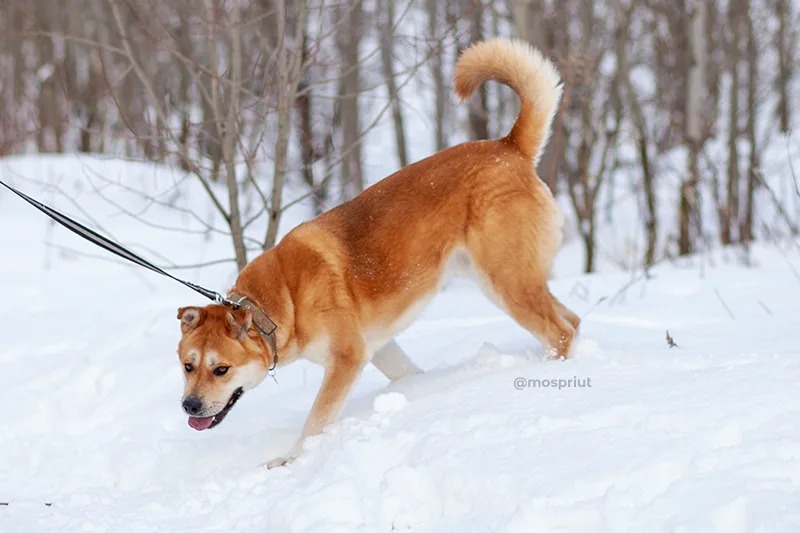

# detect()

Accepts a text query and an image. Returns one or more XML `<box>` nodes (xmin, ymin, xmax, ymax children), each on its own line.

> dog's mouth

<box><xmin>187</xmin><ymin>387</ymin><xmax>244</xmax><ymax>431</ymax></box>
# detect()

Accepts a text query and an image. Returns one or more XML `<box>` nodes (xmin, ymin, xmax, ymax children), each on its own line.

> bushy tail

<box><xmin>454</xmin><ymin>39</ymin><xmax>562</xmax><ymax>164</ymax></box>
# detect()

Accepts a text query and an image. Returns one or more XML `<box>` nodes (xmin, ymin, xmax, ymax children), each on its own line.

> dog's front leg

<box><xmin>266</xmin><ymin>337</ymin><xmax>366</xmax><ymax>469</ymax></box>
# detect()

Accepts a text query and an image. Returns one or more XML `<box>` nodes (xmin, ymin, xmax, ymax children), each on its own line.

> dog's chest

<box><xmin>301</xmin><ymin>336</ymin><xmax>332</xmax><ymax>365</ymax></box>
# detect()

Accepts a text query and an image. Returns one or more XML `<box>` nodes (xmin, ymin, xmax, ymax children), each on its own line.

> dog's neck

<box><xmin>230</xmin><ymin>250</ymin><xmax>298</xmax><ymax>366</ymax></box>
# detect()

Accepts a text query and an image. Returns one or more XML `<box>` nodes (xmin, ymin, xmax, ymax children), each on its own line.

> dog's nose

<box><xmin>182</xmin><ymin>396</ymin><xmax>203</xmax><ymax>415</ymax></box>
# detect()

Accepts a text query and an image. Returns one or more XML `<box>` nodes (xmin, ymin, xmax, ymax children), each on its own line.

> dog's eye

<box><xmin>213</xmin><ymin>366</ymin><xmax>230</xmax><ymax>377</ymax></box>
<box><xmin>184</xmin><ymin>363</ymin><xmax>194</xmax><ymax>373</ymax></box>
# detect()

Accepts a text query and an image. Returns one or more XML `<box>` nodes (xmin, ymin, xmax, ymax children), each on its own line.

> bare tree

<box><xmin>427</xmin><ymin>0</ymin><xmax>448</xmax><ymax>152</ymax></box>
<box><xmin>775</xmin><ymin>0</ymin><xmax>793</xmax><ymax>133</ymax></box>
<box><xmin>296</xmin><ymin>32</ymin><xmax>332</xmax><ymax>216</ymax></box>
<box><xmin>740</xmin><ymin>0</ymin><xmax>759</xmax><ymax>249</ymax></box>
<box><xmin>511</xmin><ymin>0</ymin><xmax>545</xmax><ymax>51</ymax></box>
<box><xmin>722</xmin><ymin>0</ymin><xmax>743</xmax><ymax>246</ymax></box>
<box><xmin>379</xmin><ymin>0</ymin><xmax>409</xmax><ymax>168</ymax></box>
<box><xmin>337</xmin><ymin>0</ymin><xmax>364</xmax><ymax>199</ymax></box>
<box><xmin>613</xmin><ymin>0</ymin><xmax>657</xmax><ymax>267</ymax></box>
<box><xmin>461</xmin><ymin>0</ymin><xmax>489</xmax><ymax>140</ymax></box>
<box><xmin>679</xmin><ymin>0</ymin><xmax>707</xmax><ymax>256</ymax></box>
<box><xmin>511</xmin><ymin>0</ymin><xmax>562</xmax><ymax>193</ymax></box>
<box><xmin>561</xmin><ymin>1</ymin><xmax>616</xmax><ymax>273</ymax></box>
<box><xmin>100</xmin><ymin>0</ymin><xmax>316</xmax><ymax>268</ymax></box>
<box><xmin>265</xmin><ymin>0</ymin><xmax>310</xmax><ymax>249</ymax></box>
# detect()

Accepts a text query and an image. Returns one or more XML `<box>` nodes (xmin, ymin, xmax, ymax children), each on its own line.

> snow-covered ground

<box><xmin>2</xmin><ymin>155</ymin><xmax>800</xmax><ymax>532</ymax></box>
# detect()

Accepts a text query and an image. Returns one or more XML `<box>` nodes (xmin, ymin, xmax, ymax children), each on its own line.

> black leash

<box><xmin>0</xmin><ymin>178</ymin><xmax>280</xmax><ymax>370</ymax></box>
<box><xmin>0</xmin><ymin>178</ymin><xmax>230</xmax><ymax>305</ymax></box>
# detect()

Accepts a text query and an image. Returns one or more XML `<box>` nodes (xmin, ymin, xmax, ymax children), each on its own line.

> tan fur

<box><xmin>454</xmin><ymin>39</ymin><xmax>562</xmax><ymax>163</ymax></box>
<box><xmin>176</xmin><ymin>38</ymin><xmax>578</xmax><ymax>467</ymax></box>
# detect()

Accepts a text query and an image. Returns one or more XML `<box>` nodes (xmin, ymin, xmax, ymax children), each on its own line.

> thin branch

<box><xmin>713</xmin><ymin>287</ymin><xmax>736</xmax><ymax>320</ymax></box>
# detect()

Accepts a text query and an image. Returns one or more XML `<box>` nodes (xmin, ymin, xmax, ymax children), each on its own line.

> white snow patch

<box><xmin>373</xmin><ymin>392</ymin><xmax>408</xmax><ymax>415</ymax></box>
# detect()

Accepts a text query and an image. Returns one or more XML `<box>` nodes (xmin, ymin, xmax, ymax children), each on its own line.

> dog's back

<box><xmin>288</xmin><ymin>39</ymin><xmax>568</xmax><ymax>335</ymax></box>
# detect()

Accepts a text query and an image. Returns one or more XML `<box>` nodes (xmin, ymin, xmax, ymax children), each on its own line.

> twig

<box><xmin>44</xmin><ymin>241</ymin><xmax>239</xmax><ymax>271</ymax></box>
<box><xmin>580</xmin><ymin>268</ymin><xmax>654</xmax><ymax>320</ymax></box>
<box><xmin>754</xmin><ymin>171</ymin><xmax>799</xmax><ymax>236</ymax></box>
<box><xmin>760</xmin><ymin>222</ymin><xmax>800</xmax><ymax>283</ymax></box>
<box><xmin>757</xmin><ymin>299</ymin><xmax>773</xmax><ymax>316</ymax></box>
<box><xmin>714</xmin><ymin>287</ymin><xmax>736</xmax><ymax>320</ymax></box>
<box><xmin>785</xmin><ymin>133</ymin><xmax>800</xmax><ymax>199</ymax></box>
<box><xmin>609</xmin><ymin>269</ymin><xmax>654</xmax><ymax>305</ymax></box>
<box><xmin>568</xmin><ymin>280</ymin><xmax>591</xmax><ymax>301</ymax></box>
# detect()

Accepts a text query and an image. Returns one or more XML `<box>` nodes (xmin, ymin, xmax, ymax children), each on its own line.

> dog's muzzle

<box><xmin>186</xmin><ymin>387</ymin><xmax>244</xmax><ymax>431</ymax></box>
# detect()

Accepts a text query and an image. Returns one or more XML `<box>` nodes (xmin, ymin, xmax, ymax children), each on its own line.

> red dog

<box><xmin>176</xmin><ymin>39</ymin><xmax>578</xmax><ymax>467</ymax></box>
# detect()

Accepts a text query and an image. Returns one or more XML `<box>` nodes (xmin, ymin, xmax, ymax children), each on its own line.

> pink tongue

<box><xmin>188</xmin><ymin>416</ymin><xmax>215</xmax><ymax>431</ymax></box>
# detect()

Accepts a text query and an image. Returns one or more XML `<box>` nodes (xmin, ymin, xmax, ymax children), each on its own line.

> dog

<box><xmin>175</xmin><ymin>38</ymin><xmax>579</xmax><ymax>468</ymax></box>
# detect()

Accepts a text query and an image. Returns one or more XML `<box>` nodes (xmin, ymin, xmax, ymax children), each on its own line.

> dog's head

<box><xmin>175</xmin><ymin>305</ymin><xmax>272</xmax><ymax>431</ymax></box>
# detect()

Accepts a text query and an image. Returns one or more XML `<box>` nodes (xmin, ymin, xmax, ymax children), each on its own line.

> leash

<box><xmin>0</xmin><ymin>178</ymin><xmax>227</xmax><ymax>303</ymax></box>
<box><xmin>0</xmin><ymin>178</ymin><xmax>278</xmax><ymax>370</ymax></box>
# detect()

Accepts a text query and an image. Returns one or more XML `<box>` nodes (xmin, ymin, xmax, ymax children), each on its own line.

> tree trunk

<box><xmin>265</xmin><ymin>0</ymin><xmax>310</xmax><ymax>248</ymax></box>
<box><xmin>740</xmin><ymin>0</ymin><xmax>758</xmax><ymax>249</ymax></box>
<box><xmin>613</xmin><ymin>0</ymin><xmax>656</xmax><ymax>266</ymax></box>
<box><xmin>679</xmin><ymin>0</ymin><xmax>707</xmax><ymax>256</ymax></box>
<box><xmin>427</xmin><ymin>0</ymin><xmax>447</xmax><ymax>151</ymax></box>
<box><xmin>297</xmin><ymin>85</ymin><xmax>327</xmax><ymax>216</ymax></box>
<box><xmin>297</xmin><ymin>34</ymin><xmax>329</xmax><ymax>216</ymax></box>
<box><xmin>200</xmin><ymin>1</ymin><xmax>223</xmax><ymax>182</ymax></box>
<box><xmin>379</xmin><ymin>0</ymin><xmax>408</xmax><ymax>168</ymax></box>
<box><xmin>221</xmin><ymin>1</ymin><xmax>248</xmax><ymax>271</ymax></box>
<box><xmin>511</xmin><ymin>0</ymin><xmax>545</xmax><ymax>50</ymax></box>
<box><xmin>338</xmin><ymin>0</ymin><xmax>364</xmax><ymax>199</ymax></box>
<box><xmin>680</xmin><ymin>147</ymin><xmax>700</xmax><ymax>256</ymax></box>
<box><xmin>775</xmin><ymin>0</ymin><xmax>791</xmax><ymax>133</ymax></box>
<box><xmin>583</xmin><ymin>221</ymin><xmax>595</xmax><ymax>273</ymax></box>
<box><xmin>465</xmin><ymin>0</ymin><xmax>488</xmax><ymax>140</ymax></box>
<box><xmin>512</xmin><ymin>0</ymin><xmax>549</xmax><ymax>177</ymax></box>
<box><xmin>640</xmin><ymin>137</ymin><xmax>657</xmax><ymax>266</ymax></box>
<box><xmin>723</xmin><ymin>0</ymin><xmax>742</xmax><ymax>245</ymax></box>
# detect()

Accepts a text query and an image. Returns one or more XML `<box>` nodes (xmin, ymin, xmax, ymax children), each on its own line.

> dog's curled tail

<box><xmin>454</xmin><ymin>39</ymin><xmax>562</xmax><ymax>164</ymax></box>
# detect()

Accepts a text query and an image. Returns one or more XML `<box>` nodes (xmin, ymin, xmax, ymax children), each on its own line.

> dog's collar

<box><xmin>225</xmin><ymin>292</ymin><xmax>279</xmax><ymax>371</ymax></box>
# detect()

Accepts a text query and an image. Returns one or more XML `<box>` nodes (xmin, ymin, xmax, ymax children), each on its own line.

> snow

<box><xmin>2</xmin><ymin>154</ymin><xmax>800</xmax><ymax>531</ymax></box>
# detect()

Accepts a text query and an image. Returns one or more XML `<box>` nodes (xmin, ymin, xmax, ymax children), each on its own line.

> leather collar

<box><xmin>226</xmin><ymin>292</ymin><xmax>279</xmax><ymax>370</ymax></box>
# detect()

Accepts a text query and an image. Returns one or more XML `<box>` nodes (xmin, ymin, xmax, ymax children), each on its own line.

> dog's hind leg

<box><xmin>553</xmin><ymin>296</ymin><xmax>580</xmax><ymax>331</ymax></box>
<box><xmin>372</xmin><ymin>339</ymin><xmax>422</xmax><ymax>381</ymax></box>
<box><xmin>495</xmin><ymin>282</ymin><xmax>576</xmax><ymax>359</ymax></box>
<box><xmin>466</xmin><ymin>196</ymin><xmax>577</xmax><ymax>359</ymax></box>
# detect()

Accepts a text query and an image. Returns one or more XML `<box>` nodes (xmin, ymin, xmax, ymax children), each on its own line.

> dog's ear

<box><xmin>226</xmin><ymin>310</ymin><xmax>254</xmax><ymax>342</ymax></box>
<box><xmin>177</xmin><ymin>307</ymin><xmax>204</xmax><ymax>334</ymax></box>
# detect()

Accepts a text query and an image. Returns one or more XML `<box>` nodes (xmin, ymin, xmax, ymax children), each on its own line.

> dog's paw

<box><xmin>264</xmin><ymin>455</ymin><xmax>295</xmax><ymax>469</ymax></box>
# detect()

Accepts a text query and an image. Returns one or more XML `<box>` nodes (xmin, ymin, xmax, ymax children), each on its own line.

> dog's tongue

<box><xmin>188</xmin><ymin>416</ymin><xmax>215</xmax><ymax>431</ymax></box>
